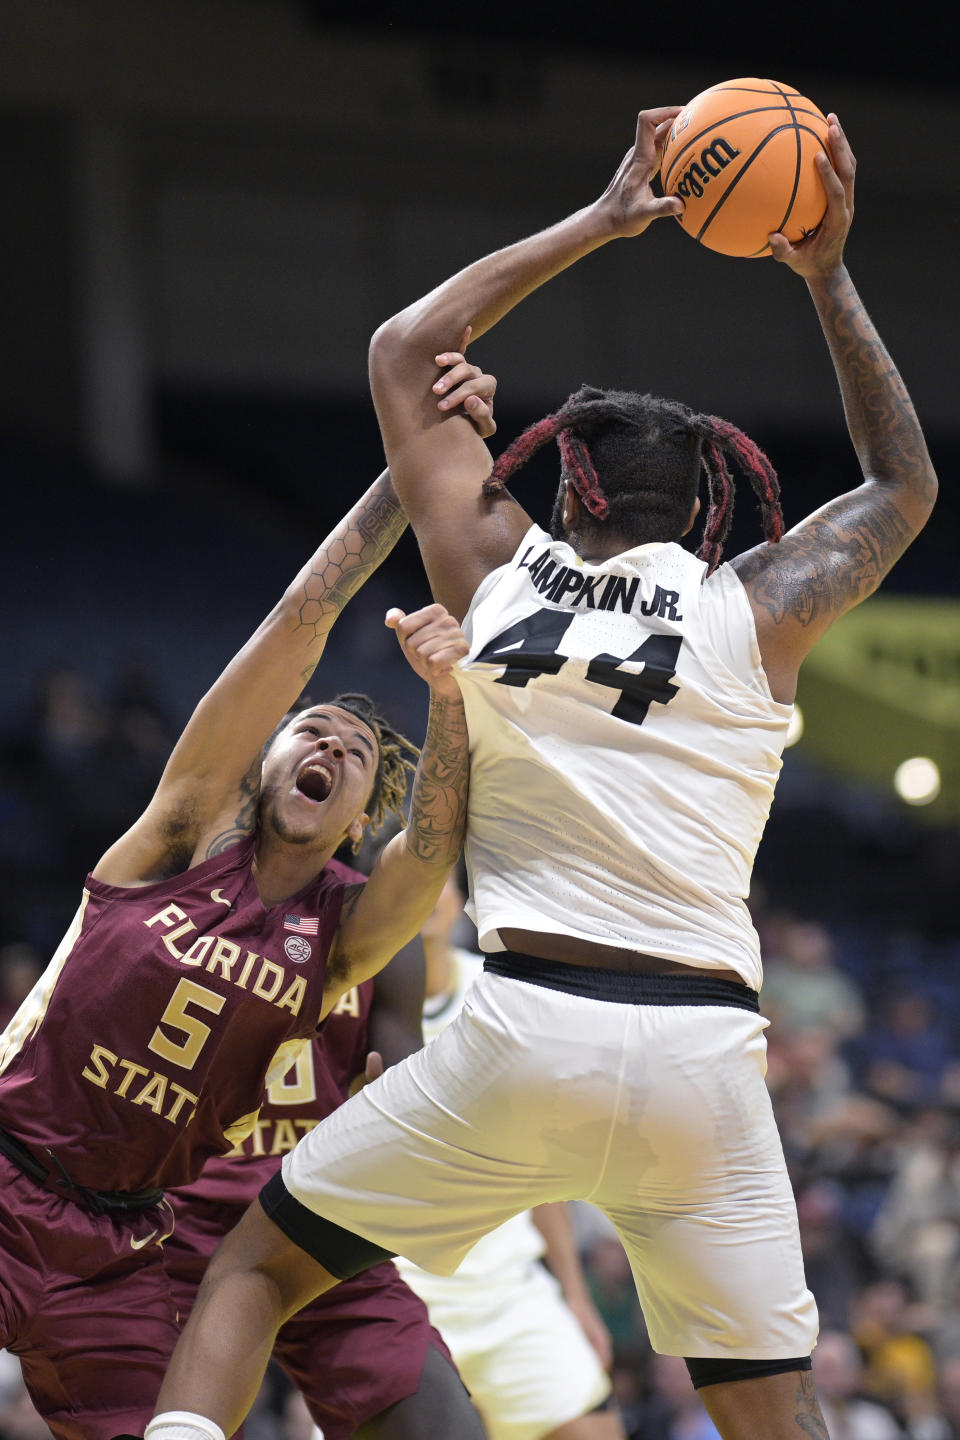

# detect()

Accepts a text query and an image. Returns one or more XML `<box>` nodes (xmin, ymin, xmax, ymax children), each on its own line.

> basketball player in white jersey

<box><xmin>150</xmin><ymin>110</ymin><xmax>936</xmax><ymax>1440</ymax></box>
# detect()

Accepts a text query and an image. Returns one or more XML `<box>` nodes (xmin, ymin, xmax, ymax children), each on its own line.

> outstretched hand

<box><xmin>597</xmin><ymin>106</ymin><xmax>686</xmax><ymax>238</ymax></box>
<box><xmin>769</xmin><ymin>114</ymin><xmax>854</xmax><ymax>276</ymax></box>
<box><xmin>385</xmin><ymin>603</ymin><xmax>468</xmax><ymax>701</ymax></box>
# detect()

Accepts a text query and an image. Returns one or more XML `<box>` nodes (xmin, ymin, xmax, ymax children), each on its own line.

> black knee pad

<box><xmin>258</xmin><ymin>1172</ymin><xmax>395</xmax><ymax>1279</ymax></box>
<box><xmin>685</xmin><ymin>1355</ymin><xmax>812</xmax><ymax>1389</ymax></box>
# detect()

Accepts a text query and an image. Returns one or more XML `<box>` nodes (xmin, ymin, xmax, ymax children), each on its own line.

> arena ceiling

<box><xmin>308</xmin><ymin>5</ymin><xmax>949</xmax><ymax>91</ymax></box>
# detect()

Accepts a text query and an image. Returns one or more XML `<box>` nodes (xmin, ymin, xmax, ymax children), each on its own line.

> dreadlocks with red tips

<box><xmin>483</xmin><ymin>386</ymin><xmax>783</xmax><ymax>573</ymax></box>
<box><xmin>557</xmin><ymin>428</ymin><xmax>608</xmax><ymax>520</ymax></box>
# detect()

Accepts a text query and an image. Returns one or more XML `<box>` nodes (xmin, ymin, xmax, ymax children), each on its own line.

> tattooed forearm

<box><xmin>736</xmin><ymin>486</ymin><xmax>913</xmax><ymax>628</ymax></box>
<box><xmin>810</xmin><ymin>266</ymin><xmax>937</xmax><ymax>506</ymax></box>
<box><xmin>294</xmin><ymin>473</ymin><xmax>407</xmax><ymax>646</ymax></box>
<box><xmin>734</xmin><ymin>268</ymin><xmax>936</xmax><ymax>644</ymax></box>
<box><xmin>404</xmin><ymin>692</ymin><xmax>469</xmax><ymax>866</ymax></box>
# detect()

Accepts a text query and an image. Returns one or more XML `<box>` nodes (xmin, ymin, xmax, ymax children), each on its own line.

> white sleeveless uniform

<box><xmin>282</xmin><ymin>529</ymin><xmax>819</xmax><ymax>1362</ymax></box>
<box><xmin>458</xmin><ymin>527</ymin><xmax>791</xmax><ymax>989</ymax></box>
<box><xmin>395</xmin><ymin>949</ymin><xmax>611</xmax><ymax>1440</ymax></box>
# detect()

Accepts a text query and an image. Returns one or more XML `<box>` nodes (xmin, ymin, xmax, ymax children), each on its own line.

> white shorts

<box><xmin>282</xmin><ymin>969</ymin><xmax>818</xmax><ymax>1359</ymax></box>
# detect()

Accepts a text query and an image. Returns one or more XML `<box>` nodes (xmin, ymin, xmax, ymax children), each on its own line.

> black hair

<box><xmin>483</xmin><ymin>385</ymin><xmax>783</xmax><ymax>573</ymax></box>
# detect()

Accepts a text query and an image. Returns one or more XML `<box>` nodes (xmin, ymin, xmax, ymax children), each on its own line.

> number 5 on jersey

<box><xmin>149</xmin><ymin>978</ymin><xmax>226</xmax><ymax>1070</ymax></box>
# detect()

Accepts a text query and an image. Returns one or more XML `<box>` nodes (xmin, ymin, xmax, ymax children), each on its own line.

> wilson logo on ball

<box><xmin>659</xmin><ymin>78</ymin><xmax>830</xmax><ymax>258</ymax></box>
<box><xmin>675</xmin><ymin>138</ymin><xmax>741</xmax><ymax>200</ymax></box>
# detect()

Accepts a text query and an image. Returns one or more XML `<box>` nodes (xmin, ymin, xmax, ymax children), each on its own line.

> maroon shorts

<box><xmin>0</xmin><ymin>1155</ymin><xmax>178</xmax><ymax>1440</ymax></box>
<box><xmin>167</xmin><ymin>1194</ymin><xmax>451</xmax><ymax>1440</ymax></box>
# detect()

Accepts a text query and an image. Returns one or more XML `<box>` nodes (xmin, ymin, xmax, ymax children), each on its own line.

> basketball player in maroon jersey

<box><xmin>0</xmin><ymin>357</ymin><xmax>496</xmax><ymax>1440</ymax></box>
<box><xmin>164</xmin><ymin>940</ymin><xmax>476</xmax><ymax>1440</ymax></box>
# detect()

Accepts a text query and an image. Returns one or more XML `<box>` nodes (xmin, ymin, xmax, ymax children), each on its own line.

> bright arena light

<box><xmin>784</xmin><ymin>704</ymin><xmax>804</xmax><ymax>748</ymax></box>
<box><xmin>893</xmin><ymin>756</ymin><xmax>941</xmax><ymax>806</ymax></box>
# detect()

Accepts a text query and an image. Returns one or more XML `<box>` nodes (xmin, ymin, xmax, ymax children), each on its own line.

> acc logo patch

<box><xmin>284</xmin><ymin>934</ymin><xmax>313</xmax><ymax>964</ymax></box>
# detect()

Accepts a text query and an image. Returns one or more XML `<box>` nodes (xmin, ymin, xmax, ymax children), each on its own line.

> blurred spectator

<box><xmin>913</xmin><ymin>1354</ymin><xmax>960</xmax><ymax>1439</ymax></box>
<box><xmin>812</xmin><ymin>1330</ymin><xmax>903</xmax><ymax>1438</ymax></box>
<box><xmin>761</xmin><ymin>917</ymin><xmax>867</xmax><ymax>1042</ymax></box>
<box><xmin>766</xmin><ymin>1015</ymin><xmax>905</xmax><ymax>1244</ymax></box>
<box><xmin>872</xmin><ymin>1109</ymin><xmax>960</xmax><ymax>1310</ymax></box>
<box><xmin>765</xmin><ymin>1023</ymin><xmax>855</xmax><ymax>1170</ymax></box>
<box><xmin>20</xmin><ymin>662</ymin><xmax>175</xmax><ymax>886</ymax></box>
<box><xmin>798</xmin><ymin>1091</ymin><xmax>902</xmax><ymax>1242</ymax></box>
<box><xmin>798</xmin><ymin>1180</ymin><xmax>879</xmax><ymax>1332</ymax></box>
<box><xmin>850</xmin><ymin>1280</ymin><xmax>939</xmax><ymax>1426</ymax></box>
<box><xmin>855</xmin><ymin>992</ymin><xmax>954</xmax><ymax>1113</ymax></box>
<box><xmin>928</xmin><ymin>1269</ymin><xmax>960</xmax><ymax>1364</ymax></box>
<box><xmin>30</xmin><ymin>666</ymin><xmax>107</xmax><ymax>772</ymax></box>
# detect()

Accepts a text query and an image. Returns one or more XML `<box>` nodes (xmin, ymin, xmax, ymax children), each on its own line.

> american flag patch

<box><xmin>284</xmin><ymin>914</ymin><xmax>319</xmax><ymax>935</ymax></box>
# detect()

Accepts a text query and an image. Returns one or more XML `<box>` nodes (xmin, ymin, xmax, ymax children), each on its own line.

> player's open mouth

<box><xmin>295</xmin><ymin>762</ymin><xmax>334</xmax><ymax>803</ymax></box>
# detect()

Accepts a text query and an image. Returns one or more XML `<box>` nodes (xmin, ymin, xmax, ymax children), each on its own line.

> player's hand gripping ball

<box><xmin>659</xmin><ymin>78</ymin><xmax>831</xmax><ymax>258</ymax></box>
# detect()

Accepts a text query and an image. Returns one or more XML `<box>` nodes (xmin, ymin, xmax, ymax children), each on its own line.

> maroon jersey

<box><xmin>0</xmin><ymin>837</ymin><xmax>363</xmax><ymax>1193</ymax></box>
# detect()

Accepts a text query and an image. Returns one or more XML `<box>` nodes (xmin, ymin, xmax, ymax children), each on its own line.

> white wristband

<box><xmin>145</xmin><ymin>1412</ymin><xmax>226</xmax><ymax>1440</ymax></box>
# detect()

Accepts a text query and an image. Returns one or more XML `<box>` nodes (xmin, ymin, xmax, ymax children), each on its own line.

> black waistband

<box><xmin>0</xmin><ymin>1127</ymin><xmax>164</xmax><ymax>1215</ymax></box>
<box><xmin>483</xmin><ymin>952</ymin><xmax>760</xmax><ymax>1012</ymax></box>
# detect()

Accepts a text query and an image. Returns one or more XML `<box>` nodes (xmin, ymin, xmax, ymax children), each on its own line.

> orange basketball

<box><xmin>659</xmin><ymin>78</ymin><xmax>831</xmax><ymax>258</ymax></box>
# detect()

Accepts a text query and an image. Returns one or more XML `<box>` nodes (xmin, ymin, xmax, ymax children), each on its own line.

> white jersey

<box><xmin>455</xmin><ymin>526</ymin><xmax>791</xmax><ymax>991</ymax></box>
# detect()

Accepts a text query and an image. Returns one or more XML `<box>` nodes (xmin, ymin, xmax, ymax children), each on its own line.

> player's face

<box><xmin>260</xmin><ymin>705</ymin><xmax>379</xmax><ymax>849</ymax></box>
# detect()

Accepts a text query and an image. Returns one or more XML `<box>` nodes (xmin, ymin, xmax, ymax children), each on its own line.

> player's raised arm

<box><xmin>93</xmin><ymin>364</ymin><xmax>497</xmax><ymax>891</ymax></box>
<box><xmin>322</xmin><ymin>603</ymin><xmax>470</xmax><ymax>1011</ymax></box>
<box><xmin>731</xmin><ymin>116</ymin><xmax>937</xmax><ymax>702</ymax></box>
<box><xmin>368</xmin><ymin>107</ymin><xmax>683</xmax><ymax>621</ymax></box>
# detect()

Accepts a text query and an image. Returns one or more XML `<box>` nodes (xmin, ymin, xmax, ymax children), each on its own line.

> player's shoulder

<box><xmin>466</xmin><ymin>521</ymin><xmax>548</xmax><ymax>601</ymax></box>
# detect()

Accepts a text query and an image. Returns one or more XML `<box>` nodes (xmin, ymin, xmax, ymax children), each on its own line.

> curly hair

<box><xmin>266</xmin><ymin>692</ymin><xmax>418</xmax><ymax>836</ymax></box>
<box><xmin>483</xmin><ymin>386</ymin><xmax>783</xmax><ymax>574</ymax></box>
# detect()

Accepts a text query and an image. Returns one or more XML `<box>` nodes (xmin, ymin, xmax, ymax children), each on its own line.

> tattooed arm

<box><xmin>324</xmin><ymin>606</ymin><xmax>470</xmax><ymax>1008</ymax></box>
<box><xmin>91</xmin><ymin>355</ymin><xmax>495</xmax><ymax>888</ymax></box>
<box><xmin>731</xmin><ymin>116</ymin><xmax>937</xmax><ymax>703</ymax></box>
<box><xmin>92</xmin><ymin>473</ymin><xmax>410</xmax><ymax>887</ymax></box>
